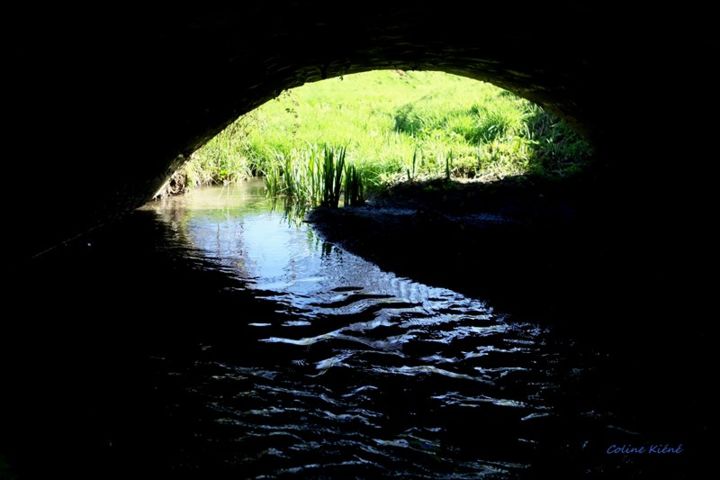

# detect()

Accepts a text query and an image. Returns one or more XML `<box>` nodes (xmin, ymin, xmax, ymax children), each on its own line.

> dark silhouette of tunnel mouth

<box><xmin>6</xmin><ymin>2</ymin><xmax>676</xmax><ymax>264</ymax></box>
<box><xmin>3</xmin><ymin>6</ymin><xmax>712</xmax><ymax>479</ymax></box>
<box><xmin>32</xmin><ymin>65</ymin><xmax>593</xmax><ymax>260</ymax></box>
<box><xmin>29</xmin><ymin>55</ymin><xmax>600</xmax><ymax>261</ymax></box>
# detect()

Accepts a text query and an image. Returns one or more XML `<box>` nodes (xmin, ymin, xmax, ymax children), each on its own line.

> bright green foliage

<box><xmin>165</xmin><ymin>70</ymin><xmax>591</xmax><ymax>201</ymax></box>
<box><xmin>263</xmin><ymin>145</ymin><xmax>354</xmax><ymax>208</ymax></box>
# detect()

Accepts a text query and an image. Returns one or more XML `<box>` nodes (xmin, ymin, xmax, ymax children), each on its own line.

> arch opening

<box><xmin>4</xmin><ymin>5</ymin><xmax>710</xmax><ymax>479</ymax></box>
<box><xmin>155</xmin><ymin>70</ymin><xmax>592</xmax><ymax>212</ymax></box>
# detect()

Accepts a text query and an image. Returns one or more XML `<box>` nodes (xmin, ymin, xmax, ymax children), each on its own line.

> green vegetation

<box><xmin>162</xmin><ymin>70</ymin><xmax>591</xmax><ymax>206</ymax></box>
<box><xmin>263</xmin><ymin>145</ymin><xmax>362</xmax><ymax>207</ymax></box>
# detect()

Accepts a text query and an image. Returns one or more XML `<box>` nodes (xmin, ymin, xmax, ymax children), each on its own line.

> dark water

<box><xmin>3</xmin><ymin>182</ymin><xmax>707</xmax><ymax>479</ymax></box>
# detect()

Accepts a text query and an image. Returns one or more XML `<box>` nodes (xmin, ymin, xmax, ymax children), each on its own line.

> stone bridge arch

<box><xmin>5</xmin><ymin>2</ymin><xmax>708</xmax><ymax>258</ymax></box>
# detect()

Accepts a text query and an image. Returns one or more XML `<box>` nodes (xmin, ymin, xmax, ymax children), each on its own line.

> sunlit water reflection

<box><xmin>121</xmin><ymin>182</ymin><xmax>665</xmax><ymax>478</ymax></box>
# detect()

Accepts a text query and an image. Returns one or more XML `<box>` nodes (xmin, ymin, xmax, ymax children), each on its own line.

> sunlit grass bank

<box><xmin>161</xmin><ymin>70</ymin><xmax>591</xmax><ymax>205</ymax></box>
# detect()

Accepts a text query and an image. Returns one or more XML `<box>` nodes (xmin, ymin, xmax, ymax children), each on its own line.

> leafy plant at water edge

<box><xmin>344</xmin><ymin>164</ymin><xmax>365</xmax><ymax>207</ymax></box>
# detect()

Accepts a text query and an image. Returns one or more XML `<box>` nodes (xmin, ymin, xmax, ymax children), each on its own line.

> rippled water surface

<box><xmin>11</xmin><ymin>181</ymin><xmax>702</xmax><ymax>479</ymax></box>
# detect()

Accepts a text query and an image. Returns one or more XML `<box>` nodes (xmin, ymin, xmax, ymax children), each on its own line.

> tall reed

<box><xmin>321</xmin><ymin>146</ymin><xmax>346</xmax><ymax>207</ymax></box>
<box><xmin>263</xmin><ymin>145</ymin><xmax>362</xmax><ymax>209</ymax></box>
<box><xmin>344</xmin><ymin>164</ymin><xmax>365</xmax><ymax>207</ymax></box>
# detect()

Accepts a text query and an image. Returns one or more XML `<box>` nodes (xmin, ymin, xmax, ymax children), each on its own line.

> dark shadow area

<box><xmin>1</xmin><ymin>188</ymin><xmax>713</xmax><ymax>479</ymax></box>
<box><xmin>307</xmin><ymin>166</ymin><xmax>712</xmax><ymax>473</ymax></box>
<box><xmin>2</xmin><ymin>215</ymin><xmax>285</xmax><ymax>479</ymax></box>
<box><xmin>2</xmin><ymin>3</ymin><xmax>715</xmax><ymax>478</ymax></box>
<box><xmin>308</xmin><ymin>170</ymin><xmax>626</xmax><ymax>322</ymax></box>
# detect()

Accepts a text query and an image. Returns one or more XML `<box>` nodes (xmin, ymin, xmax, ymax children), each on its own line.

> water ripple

<box><xmin>135</xmin><ymin>184</ymin><xmax>634</xmax><ymax>478</ymax></box>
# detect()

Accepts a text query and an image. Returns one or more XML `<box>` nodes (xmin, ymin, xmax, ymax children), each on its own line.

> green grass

<box><xmin>163</xmin><ymin>70</ymin><xmax>591</xmax><ymax>204</ymax></box>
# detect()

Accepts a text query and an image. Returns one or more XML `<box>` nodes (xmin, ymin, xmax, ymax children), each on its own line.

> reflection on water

<box><xmin>10</xmin><ymin>181</ymin><xmax>696</xmax><ymax>479</ymax></box>
<box><xmin>146</xmin><ymin>183</ymin><xmax>495</xmax><ymax>311</ymax></box>
<box><xmin>133</xmin><ymin>182</ymin><xmax>659</xmax><ymax>478</ymax></box>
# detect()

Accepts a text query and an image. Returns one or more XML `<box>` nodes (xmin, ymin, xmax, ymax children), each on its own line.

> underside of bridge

<box><xmin>2</xmin><ymin>5</ymin><xmax>716</xmax><ymax>478</ymax></box>
<box><xmin>5</xmin><ymin>2</ymin><xmax>711</xmax><ymax>261</ymax></box>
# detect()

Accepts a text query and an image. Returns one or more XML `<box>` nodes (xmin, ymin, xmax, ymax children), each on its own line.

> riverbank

<box><xmin>158</xmin><ymin>70</ymin><xmax>591</xmax><ymax>198</ymax></box>
<box><xmin>306</xmin><ymin>173</ymin><xmax>610</xmax><ymax>323</ymax></box>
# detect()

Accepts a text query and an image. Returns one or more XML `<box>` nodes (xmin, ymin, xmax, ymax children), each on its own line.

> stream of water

<box><xmin>7</xmin><ymin>181</ymin><xmax>700</xmax><ymax>479</ymax></box>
